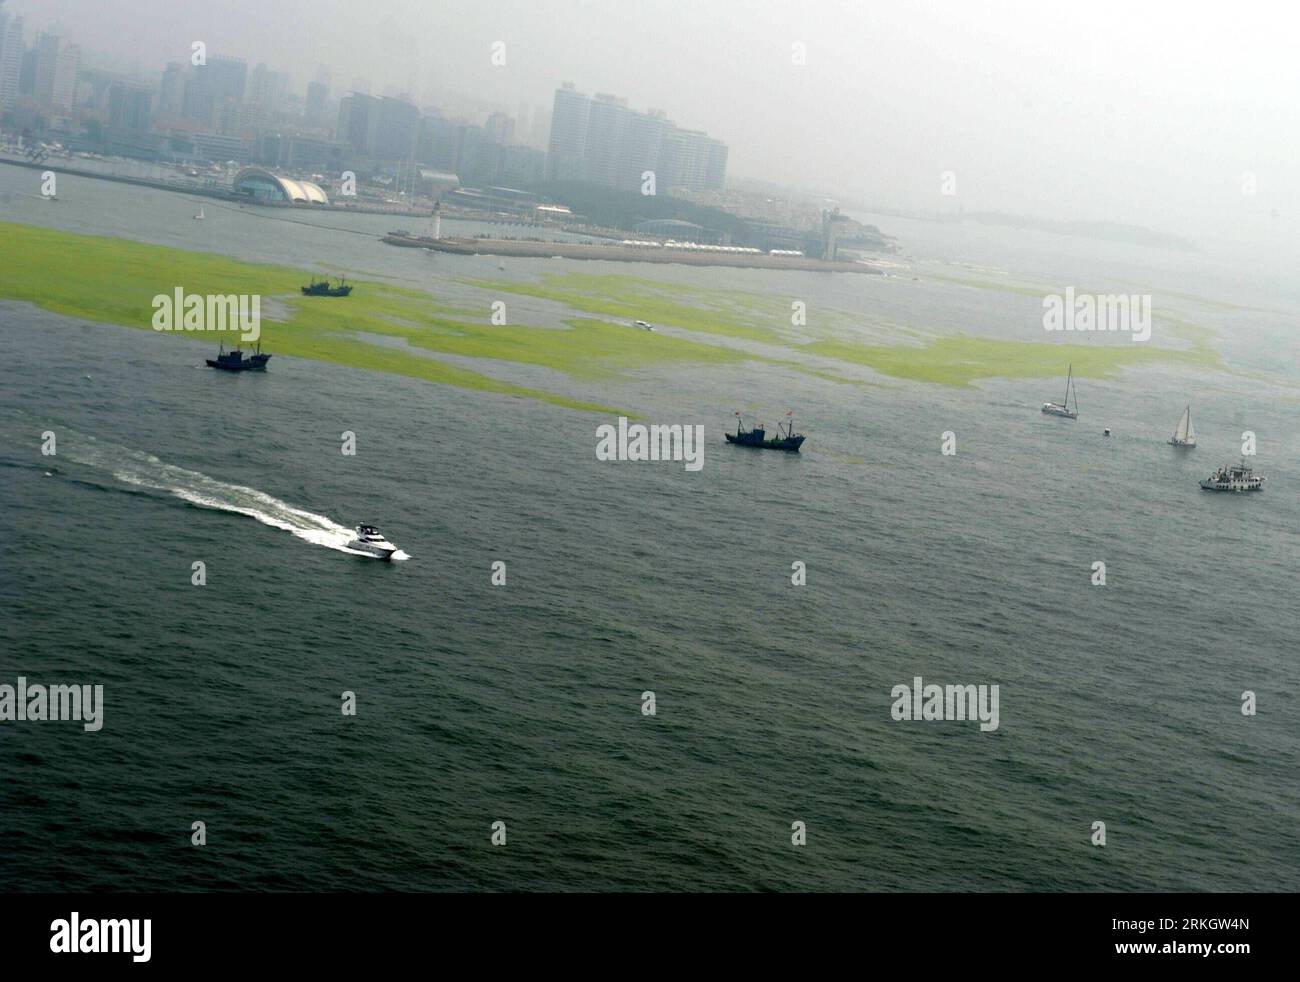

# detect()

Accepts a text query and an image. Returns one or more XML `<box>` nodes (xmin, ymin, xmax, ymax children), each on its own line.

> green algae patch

<box><xmin>401</xmin><ymin>317</ymin><xmax>751</xmax><ymax>380</ymax></box>
<box><xmin>803</xmin><ymin>336</ymin><xmax>1220</xmax><ymax>387</ymax></box>
<box><xmin>0</xmin><ymin>222</ymin><xmax>1233</xmax><ymax>401</ymax></box>
<box><xmin>0</xmin><ymin>221</ymin><xmax>707</xmax><ymax>412</ymax></box>
<box><xmin>462</xmin><ymin>272</ymin><xmax>785</xmax><ymax>343</ymax></box>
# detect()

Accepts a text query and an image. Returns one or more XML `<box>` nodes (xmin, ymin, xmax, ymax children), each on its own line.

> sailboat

<box><xmin>193</xmin><ymin>206</ymin><xmax>205</xmax><ymax>220</ymax></box>
<box><xmin>1041</xmin><ymin>364</ymin><xmax>1079</xmax><ymax>419</ymax></box>
<box><xmin>1169</xmin><ymin>405</ymin><xmax>1196</xmax><ymax>447</ymax></box>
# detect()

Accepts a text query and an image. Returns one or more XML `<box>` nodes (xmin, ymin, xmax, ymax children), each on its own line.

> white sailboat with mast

<box><xmin>1041</xmin><ymin>363</ymin><xmax>1079</xmax><ymax>419</ymax></box>
<box><xmin>1168</xmin><ymin>405</ymin><xmax>1196</xmax><ymax>447</ymax></box>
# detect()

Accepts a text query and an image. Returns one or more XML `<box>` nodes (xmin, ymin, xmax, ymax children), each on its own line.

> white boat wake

<box><xmin>63</xmin><ymin>433</ymin><xmax>409</xmax><ymax>560</ymax></box>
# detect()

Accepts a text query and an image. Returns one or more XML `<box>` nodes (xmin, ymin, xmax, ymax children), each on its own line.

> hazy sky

<box><xmin>12</xmin><ymin>0</ymin><xmax>1300</xmax><ymax>243</ymax></box>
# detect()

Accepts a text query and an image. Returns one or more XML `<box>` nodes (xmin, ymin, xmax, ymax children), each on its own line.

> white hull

<box><xmin>348</xmin><ymin>540</ymin><xmax>396</xmax><ymax>559</ymax></box>
<box><xmin>1200</xmin><ymin>462</ymin><xmax>1264</xmax><ymax>492</ymax></box>
<box><xmin>1041</xmin><ymin>403</ymin><xmax>1077</xmax><ymax>419</ymax></box>
<box><xmin>1199</xmin><ymin>480</ymin><xmax>1262</xmax><ymax>492</ymax></box>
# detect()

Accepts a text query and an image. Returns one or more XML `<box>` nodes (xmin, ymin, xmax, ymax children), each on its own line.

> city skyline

<box><xmin>0</xmin><ymin>8</ymin><xmax>735</xmax><ymax>199</ymax></box>
<box><xmin>3</xmin><ymin>0</ymin><xmax>1300</xmax><ymax>262</ymax></box>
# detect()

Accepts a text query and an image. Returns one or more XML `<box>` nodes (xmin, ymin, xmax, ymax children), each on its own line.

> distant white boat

<box><xmin>193</xmin><ymin>207</ymin><xmax>205</xmax><ymax>220</ymax></box>
<box><xmin>1041</xmin><ymin>363</ymin><xmax>1079</xmax><ymax>419</ymax></box>
<box><xmin>1168</xmin><ymin>404</ymin><xmax>1196</xmax><ymax>447</ymax></box>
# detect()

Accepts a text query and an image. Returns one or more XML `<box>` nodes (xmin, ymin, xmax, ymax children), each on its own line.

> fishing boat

<box><xmin>206</xmin><ymin>341</ymin><xmax>270</xmax><ymax>372</ymax></box>
<box><xmin>1041</xmin><ymin>364</ymin><xmax>1079</xmax><ymax>418</ymax></box>
<box><xmin>1200</xmin><ymin>460</ymin><xmax>1264</xmax><ymax>492</ymax></box>
<box><xmin>725</xmin><ymin>412</ymin><xmax>805</xmax><ymax>452</ymax></box>
<box><xmin>301</xmin><ymin>276</ymin><xmax>353</xmax><ymax>297</ymax></box>
<box><xmin>1168</xmin><ymin>405</ymin><xmax>1196</xmax><ymax>447</ymax></box>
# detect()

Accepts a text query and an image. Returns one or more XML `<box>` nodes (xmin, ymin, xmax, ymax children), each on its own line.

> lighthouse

<box><xmin>431</xmin><ymin>200</ymin><xmax>442</xmax><ymax>240</ymax></box>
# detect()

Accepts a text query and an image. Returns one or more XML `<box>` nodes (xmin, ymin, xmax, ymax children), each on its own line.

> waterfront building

<box><xmin>0</xmin><ymin>5</ymin><xmax>23</xmax><ymax>108</ymax></box>
<box><xmin>545</xmin><ymin>83</ymin><xmax>728</xmax><ymax>192</ymax></box>
<box><xmin>233</xmin><ymin>166</ymin><xmax>329</xmax><ymax>203</ymax></box>
<box><xmin>547</xmin><ymin>82</ymin><xmax>589</xmax><ymax>181</ymax></box>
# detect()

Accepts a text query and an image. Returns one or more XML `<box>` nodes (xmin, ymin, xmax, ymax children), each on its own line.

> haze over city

<box><xmin>7</xmin><ymin>0</ymin><xmax>1300</xmax><ymax>257</ymax></box>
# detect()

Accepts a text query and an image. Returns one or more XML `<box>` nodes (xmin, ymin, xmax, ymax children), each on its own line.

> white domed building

<box><xmin>233</xmin><ymin>168</ymin><xmax>330</xmax><ymax>205</ymax></box>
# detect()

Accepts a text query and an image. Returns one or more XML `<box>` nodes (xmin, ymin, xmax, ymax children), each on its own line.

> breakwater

<box><xmin>382</xmin><ymin>233</ymin><xmax>880</xmax><ymax>273</ymax></box>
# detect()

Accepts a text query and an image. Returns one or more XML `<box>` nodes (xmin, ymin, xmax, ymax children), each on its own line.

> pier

<box><xmin>382</xmin><ymin>234</ymin><xmax>881</xmax><ymax>273</ymax></box>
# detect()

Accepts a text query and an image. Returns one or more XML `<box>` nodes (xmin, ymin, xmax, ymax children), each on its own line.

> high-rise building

<box><xmin>337</xmin><ymin>93</ymin><xmax>372</xmax><ymax>152</ymax></box>
<box><xmin>583</xmin><ymin>93</ymin><xmax>630</xmax><ymax>188</ymax></box>
<box><xmin>547</xmin><ymin>82</ymin><xmax>589</xmax><ymax>181</ymax></box>
<box><xmin>217</xmin><ymin>99</ymin><xmax>267</xmax><ymax>138</ymax></box>
<box><xmin>416</xmin><ymin>114</ymin><xmax>460</xmax><ymax>171</ymax></box>
<box><xmin>0</xmin><ymin>6</ymin><xmax>23</xmax><ymax>108</ymax></box>
<box><xmin>18</xmin><ymin>44</ymin><xmax>34</xmax><ymax>97</ymax></box>
<box><xmin>498</xmin><ymin>143</ymin><xmax>546</xmax><ymax>186</ymax></box>
<box><xmin>544</xmin><ymin>83</ymin><xmax>728</xmax><ymax>192</ymax></box>
<box><xmin>659</xmin><ymin>128</ymin><xmax>712</xmax><ymax>192</ymax></box>
<box><xmin>305</xmin><ymin>80</ymin><xmax>328</xmax><ymax>124</ymax></box>
<box><xmin>704</xmin><ymin>138</ymin><xmax>728</xmax><ymax>191</ymax></box>
<box><xmin>337</xmin><ymin>92</ymin><xmax>417</xmax><ymax>161</ymax></box>
<box><xmin>107</xmin><ymin>81</ymin><xmax>152</xmax><ymax>133</ymax></box>
<box><xmin>33</xmin><ymin>31</ymin><xmax>59</xmax><ymax>107</ymax></box>
<box><xmin>623</xmin><ymin>109</ymin><xmax>670</xmax><ymax>191</ymax></box>
<box><xmin>484</xmin><ymin>111</ymin><xmax>514</xmax><ymax>145</ymax></box>
<box><xmin>184</xmin><ymin>55</ymin><xmax>245</xmax><ymax>127</ymax></box>
<box><xmin>248</xmin><ymin>63</ymin><xmax>289</xmax><ymax>114</ymax></box>
<box><xmin>157</xmin><ymin>62</ymin><xmax>186</xmax><ymax>117</ymax></box>
<box><xmin>368</xmin><ymin>95</ymin><xmax>418</xmax><ymax>161</ymax></box>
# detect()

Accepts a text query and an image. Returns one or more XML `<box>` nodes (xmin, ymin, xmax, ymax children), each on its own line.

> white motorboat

<box><xmin>347</xmin><ymin>524</ymin><xmax>399</xmax><ymax>559</ymax></box>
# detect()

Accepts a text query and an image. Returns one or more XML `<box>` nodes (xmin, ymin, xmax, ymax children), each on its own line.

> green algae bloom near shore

<box><xmin>472</xmin><ymin>270</ymin><xmax>1223</xmax><ymax>386</ymax></box>
<box><xmin>0</xmin><ymin>222</ymin><xmax>746</xmax><ymax>413</ymax></box>
<box><xmin>0</xmin><ymin>221</ymin><xmax>1224</xmax><ymax>408</ymax></box>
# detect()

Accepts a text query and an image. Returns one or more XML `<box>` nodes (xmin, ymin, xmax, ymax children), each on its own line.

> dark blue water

<box><xmin>1</xmin><ymin>168</ymin><xmax>1298</xmax><ymax>891</ymax></box>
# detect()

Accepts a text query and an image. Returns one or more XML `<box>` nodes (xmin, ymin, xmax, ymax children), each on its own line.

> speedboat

<box><xmin>347</xmin><ymin>524</ymin><xmax>399</xmax><ymax>559</ymax></box>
